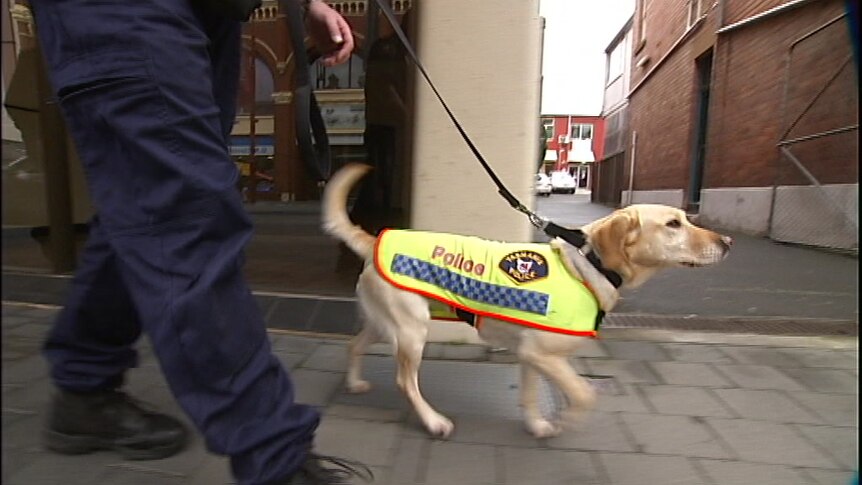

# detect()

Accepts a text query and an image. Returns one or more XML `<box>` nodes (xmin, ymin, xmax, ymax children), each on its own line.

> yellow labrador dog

<box><xmin>323</xmin><ymin>163</ymin><xmax>732</xmax><ymax>438</ymax></box>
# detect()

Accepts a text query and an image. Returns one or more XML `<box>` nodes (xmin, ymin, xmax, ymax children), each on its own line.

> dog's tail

<box><xmin>322</xmin><ymin>163</ymin><xmax>378</xmax><ymax>259</ymax></box>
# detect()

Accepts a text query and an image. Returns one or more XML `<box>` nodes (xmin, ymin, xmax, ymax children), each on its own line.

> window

<box><xmin>607</xmin><ymin>43</ymin><xmax>624</xmax><ymax>83</ymax></box>
<box><xmin>311</xmin><ymin>54</ymin><xmax>365</xmax><ymax>90</ymax></box>
<box><xmin>687</xmin><ymin>0</ymin><xmax>704</xmax><ymax>28</ymax></box>
<box><xmin>570</xmin><ymin>123</ymin><xmax>593</xmax><ymax>140</ymax></box>
<box><xmin>237</xmin><ymin>57</ymin><xmax>274</xmax><ymax>116</ymax></box>
<box><xmin>542</xmin><ymin>119</ymin><xmax>555</xmax><ymax>140</ymax></box>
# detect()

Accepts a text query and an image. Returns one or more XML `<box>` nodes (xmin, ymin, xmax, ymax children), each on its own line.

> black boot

<box><xmin>44</xmin><ymin>389</ymin><xmax>188</xmax><ymax>460</ymax></box>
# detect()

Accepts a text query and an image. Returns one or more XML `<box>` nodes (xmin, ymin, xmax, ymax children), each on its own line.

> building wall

<box><xmin>630</xmin><ymin>0</ymin><xmax>699</xmax><ymax>89</ymax></box>
<box><xmin>723</xmin><ymin>0</ymin><xmax>787</xmax><ymax>25</ymax></box>
<box><xmin>706</xmin><ymin>0</ymin><xmax>854</xmax><ymax>189</ymax></box>
<box><xmin>622</xmin><ymin>0</ymin><xmax>858</xmax><ymax>247</ymax></box>
<box><xmin>602</xmin><ymin>18</ymin><xmax>633</xmax><ymax>116</ymax></box>
<box><xmin>596</xmin><ymin>18</ymin><xmax>634</xmax><ymax>206</ymax></box>
<box><xmin>627</xmin><ymin>3</ymin><xmax>716</xmax><ymax>194</ymax></box>
<box><xmin>591</xmin><ymin>117</ymin><xmax>606</xmax><ymax>162</ymax></box>
<box><xmin>627</xmin><ymin>0</ymin><xmax>856</xmax><ymax>238</ymax></box>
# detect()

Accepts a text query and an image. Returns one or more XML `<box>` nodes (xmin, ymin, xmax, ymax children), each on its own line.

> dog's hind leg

<box><xmin>346</xmin><ymin>325</ymin><xmax>380</xmax><ymax>393</ymax></box>
<box><xmin>519</xmin><ymin>362</ymin><xmax>562</xmax><ymax>438</ymax></box>
<box><xmin>394</xmin><ymin>323</ymin><xmax>454</xmax><ymax>438</ymax></box>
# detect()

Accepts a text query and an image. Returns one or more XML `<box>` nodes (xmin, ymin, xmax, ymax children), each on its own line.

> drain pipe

<box><xmin>626</xmin><ymin>131</ymin><xmax>637</xmax><ymax>206</ymax></box>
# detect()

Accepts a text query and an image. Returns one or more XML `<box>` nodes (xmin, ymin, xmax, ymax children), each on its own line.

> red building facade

<box><xmin>541</xmin><ymin>115</ymin><xmax>605</xmax><ymax>189</ymax></box>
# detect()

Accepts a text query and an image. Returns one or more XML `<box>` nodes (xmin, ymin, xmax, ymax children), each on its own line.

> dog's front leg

<box><xmin>527</xmin><ymin>354</ymin><xmax>596</xmax><ymax>428</ymax></box>
<box><xmin>520</xmin><ymin>362</ymin><xmax>562</xmax><ymax>438</ymax></box>
<box><xmin>395</xmin><ymin>327</ymin><xmax>455</xmax><ymax>438</ymax></box>
<box><xmin>518</xmin><ymin>334</ymin><xmax>596</xmax><ymax>432</ymax></box>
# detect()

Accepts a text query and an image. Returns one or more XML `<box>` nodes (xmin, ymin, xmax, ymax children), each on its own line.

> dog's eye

<box><xmin>666</xmin><ymin>219</ymin><xmax>681</xmax><ymax>228</ymax></box>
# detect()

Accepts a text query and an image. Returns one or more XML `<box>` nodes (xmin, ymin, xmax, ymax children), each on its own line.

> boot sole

<box><xmin>44</xmin><ymin>429</ymin><xmax>186</xmax><ymax>460</ymax></box>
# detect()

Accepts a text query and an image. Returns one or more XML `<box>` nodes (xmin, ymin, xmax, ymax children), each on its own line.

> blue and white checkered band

<box><xmin>391</xmin><ymin>254</ymin><xmax>550</xmax><ymax>315</ymax></box>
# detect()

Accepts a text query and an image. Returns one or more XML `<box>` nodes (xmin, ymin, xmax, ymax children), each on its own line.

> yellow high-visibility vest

<box><xmin>374</xmin><ymin>229</ymin><xmax>601</xmax><ymax>337</ymax></box>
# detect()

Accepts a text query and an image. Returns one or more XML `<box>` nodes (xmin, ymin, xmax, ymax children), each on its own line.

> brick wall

<box><xmin>626</xmin><ymin>0</ymin><xmax>855</xmax><ymax>196</ymax></box>
<box><xmin>628</xmin><ymin>41</ymin><xmax>700</xmax><ymax>191</ymax></box>
<box><xmin>631</xmin><ymin>0</ymin><xmax>691</xmax><ymax>89</ymax></box>
<box><xmin>627</xmin><ymin>0</ymin><xmax>716</xmax><ymax>193</ymax></box>
<box><xmin>706</xmin><ymin>0</ymin><xmax>855</xmax><ymax>188</ymax></box>
<box><xmin>723</xmin><ymin>0</ymin><xmax>785</xmax><ymax>25</ymax></box>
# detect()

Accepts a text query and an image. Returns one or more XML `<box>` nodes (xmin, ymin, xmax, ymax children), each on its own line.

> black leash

<box><xmin>282</xmin><ymin>0</ymin><xmax>333</xmax><ymax>183</ymax></box>
<box><xmin>281</xmin><ymin>0</ymin><xmax>621</xmax><ymax>288</ymax></box>
<box><xmin>370</xmin><ymin>0</ymin><xmax>533</xmax><ymax>222</ymax></box>
<box><xmin>369</xmin><ymin>0</ymin><xmax>622</xmax><ymax>288</ymax></box>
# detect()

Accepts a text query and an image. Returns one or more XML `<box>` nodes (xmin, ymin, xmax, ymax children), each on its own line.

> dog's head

<box><xmin>583</xmin><ymin>204</ymin><xmax>732</xmax><ymax>287</ymax></box>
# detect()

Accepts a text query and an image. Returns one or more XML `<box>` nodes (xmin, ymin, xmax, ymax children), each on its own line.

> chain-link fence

<box><xmin>770</xmin><ymin>13</ymin><xmax>859</xmax><ymax>253</ymax></box>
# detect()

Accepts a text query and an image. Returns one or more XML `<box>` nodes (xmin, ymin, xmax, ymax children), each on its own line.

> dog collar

<box><xmin>545</xmin><ymin>225</ymin><xmax>623</xmax><ymax>289</ymax></box>
<box><xmin>577</xmin><ymin>243</ymin><xmax>623</xmax><ymax>290</ymax></box>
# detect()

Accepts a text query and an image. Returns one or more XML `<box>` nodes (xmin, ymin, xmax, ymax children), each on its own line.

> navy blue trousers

<box><xmin>30</xmin><ymin>1</ymin><xmax>319</xmax><ymax>482</ymax></box>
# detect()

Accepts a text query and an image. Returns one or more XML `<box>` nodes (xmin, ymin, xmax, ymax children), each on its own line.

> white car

<box><xmin>534</xmin><ymin>173</ymin><xmax>552</xmax><ymax>197</ymax></box>
<box><xmin>549</xmin><ymin>171</ymin><xmax>576</xmax><ymax>194</ymax></box>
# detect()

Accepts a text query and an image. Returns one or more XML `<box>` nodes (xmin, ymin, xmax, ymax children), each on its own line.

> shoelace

<box><xmin>302</xmin><ymin>452</ymin><xmax>374</xmax><ymax>483</ymax></box>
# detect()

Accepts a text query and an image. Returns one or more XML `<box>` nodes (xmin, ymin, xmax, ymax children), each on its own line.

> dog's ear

<box><xmin>590</xmin><ymin>209</ymin><xmax>640</xmax><ymax>278</ymax></box>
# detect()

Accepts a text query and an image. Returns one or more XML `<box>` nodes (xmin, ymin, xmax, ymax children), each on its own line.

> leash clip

<box><xmin>516</xmin><ymin>205</ymin><xmax>547</xmax><ymax>230</ymax></box>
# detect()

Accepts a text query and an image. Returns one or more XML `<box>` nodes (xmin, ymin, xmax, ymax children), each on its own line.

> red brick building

<box><xmin>540</xmin><ymin>115</ymin><xmax>605</xmax><ymax>190</ymax></box>
<box><xmin>597</xmin><ymin>0</ymin><xmax>857</xmax><ymax>249</ymax></box>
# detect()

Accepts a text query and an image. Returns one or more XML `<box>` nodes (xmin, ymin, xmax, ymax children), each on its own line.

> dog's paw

<box><xmin>526</xmin><ymin>418</ymin><xmax>562</xmax><ymax>438</ymax></box>
<box><xmin>346</xmin><ymin>380</ymin><xmax>372</xmax><ymax>393</ymax></box>
<box><xmin>424</xmin><ymin>414</ymin><xmax>455</xmax><ymax>438</ymax></box>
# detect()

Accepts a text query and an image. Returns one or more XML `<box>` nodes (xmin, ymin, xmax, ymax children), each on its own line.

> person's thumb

<box><xmin>326</xmin><ymin>15</ymin><xmax>344</xmax><ymax>45</ymax></box>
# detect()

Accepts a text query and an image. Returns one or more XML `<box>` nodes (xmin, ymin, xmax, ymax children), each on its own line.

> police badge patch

<box><xmin>499</xmin><ymin>250</ymin><xmax>549</xmax><ymax>284</ymax></box>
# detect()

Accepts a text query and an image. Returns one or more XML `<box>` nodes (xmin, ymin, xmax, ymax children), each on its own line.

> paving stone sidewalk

<box><xmin>2</xmin><ymin>303</ymin><xmax>858</xmax><ymax>485</ymax></box>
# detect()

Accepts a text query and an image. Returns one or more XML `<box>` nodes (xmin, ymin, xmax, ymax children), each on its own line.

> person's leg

<box><xmin>40</xmin><ymin>216</ymin><xmax>190</xmax><ymax>459</ymax></box>
<box><xmin>40</xmin><ymin>216</ymin><xmax>189</xmax><ymax>459</ymax></box>
<box><xmin>31</xmin><ymin>1</ymin><xmax>319</xmax><ymax>482</ymax></box>
<box><xmin>44</xmin><ymin>217</ymin><xmax>140</xmax><ymax>392</ymax></box>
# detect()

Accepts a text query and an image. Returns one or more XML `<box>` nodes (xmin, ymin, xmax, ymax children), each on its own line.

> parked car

<box><xmin>549</xmin><ymin>170</ymin><xmax>576</xmax><ymax>194</ymax></box>
<box><xmin>534</xmin><ymin>173</ymin><xmax>552</xmax><ymax>197</ymax></box>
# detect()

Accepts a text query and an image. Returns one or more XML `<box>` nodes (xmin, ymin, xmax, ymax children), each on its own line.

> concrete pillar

<box><xmin>409</xmin><ymin>0</ymin><xmax>543</xmax><ymax>242</ymax></box>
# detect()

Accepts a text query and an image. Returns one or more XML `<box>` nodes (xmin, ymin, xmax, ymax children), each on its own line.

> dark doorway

<box><xmin>688</xmin><ymin>49</ymin><xmax>713</xmax><ymax>212</ymax></box>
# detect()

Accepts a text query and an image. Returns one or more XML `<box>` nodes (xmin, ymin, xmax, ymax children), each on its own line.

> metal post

<box><xmin>626</xmin><ymin>130</ymin><xmax>637</xmax><ymax>206</ymax></box>
<box><xmin>34</xmin><ymin>40</ymin><xmax>76</xmax><ymax>273</ymax></box>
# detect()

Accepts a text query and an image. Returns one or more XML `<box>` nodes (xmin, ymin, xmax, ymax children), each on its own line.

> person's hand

<box><xmin>305</xmin><ymin>0</ymin><xmax>354</xmax><ymax>66</ymax></box>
